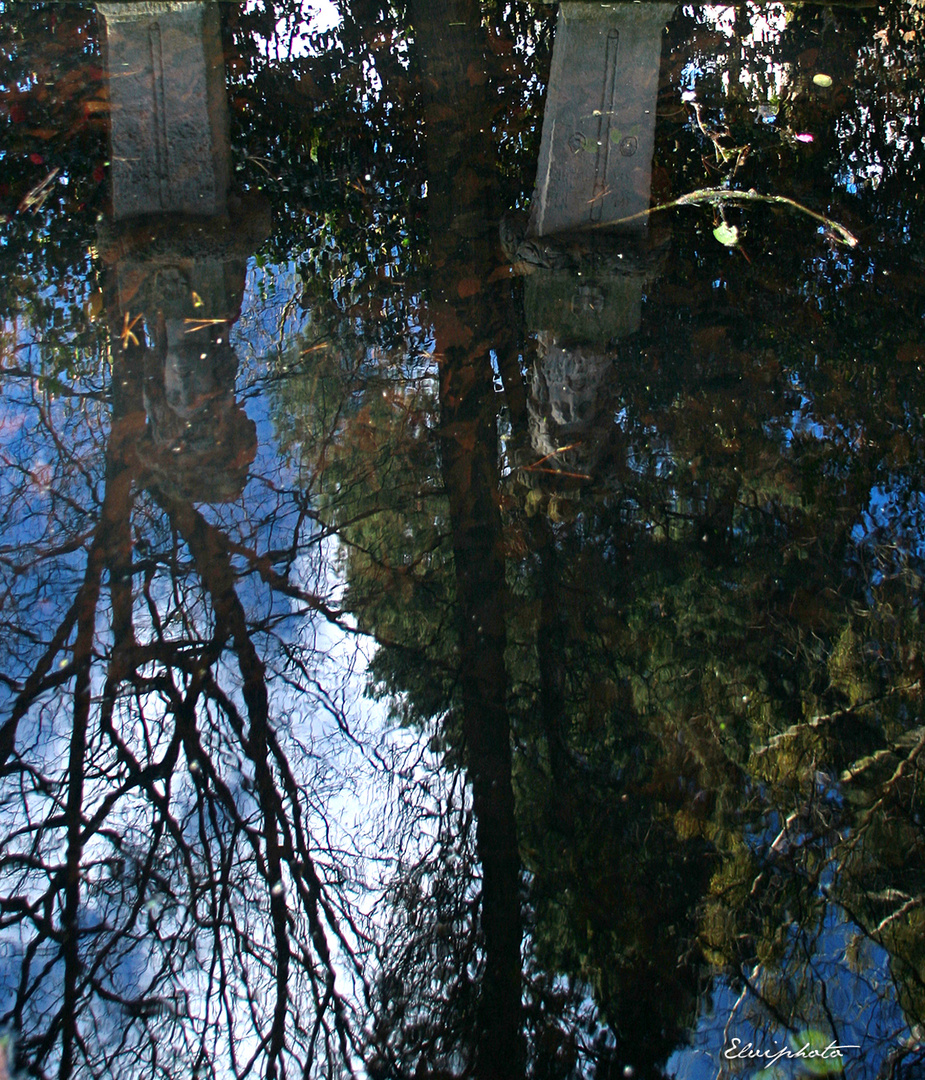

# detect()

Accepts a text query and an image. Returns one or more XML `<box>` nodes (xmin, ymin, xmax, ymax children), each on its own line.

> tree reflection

<box><xmin>1</xmin><ymin>5</ymin><xmax>369</xmax><ymax>1077</ymax></box>
<box><xmin>0</xmin><ymin>339</ymin><xmax>372</xmax><ymax>1078</ymax></box>
<box><xmin>3</xmin><ymin>0</ymin><xmax>925</xmax><ymax>1078</ymax></box>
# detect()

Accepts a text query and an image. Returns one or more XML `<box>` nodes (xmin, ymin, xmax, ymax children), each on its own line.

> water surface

<box><xmin>1</xmin><ymin>2</ymin><xmax>924</xmax><ymax>1078</ymax></box>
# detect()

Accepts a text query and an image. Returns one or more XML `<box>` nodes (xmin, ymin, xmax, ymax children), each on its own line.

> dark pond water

<box><xmin>1</xmin><ymin>1</ymin><xmax>925</xmax><ymax>1077</ymax></box>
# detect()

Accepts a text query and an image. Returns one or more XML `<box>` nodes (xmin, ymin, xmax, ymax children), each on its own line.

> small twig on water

<box><xmin>585</xmin><ymin>186</ymin><xmax>859</xmax><ymax>248</ymax></box>
<box><xmin>17</xmin><ymin>168</ymin><xmax>60</xmax><ymax>213</ymax></box>
<box><xmin>183</xmin><ymin>318</ymin><xmax>229</xmax><ymax>334</ymax></box>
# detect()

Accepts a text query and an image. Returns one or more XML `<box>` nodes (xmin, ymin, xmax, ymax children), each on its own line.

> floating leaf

<box><xmin>85</xmin><ymin>291</ymin><xmax>103</xmax><ymax>321</ymax></box>
<box><xmin>713</xmin><ymin>221</ymin><xmax>739</xmax><ymax>247</ymax></box>
<box><xmin>789</xmin><ymin>1028</ymin><xmax>852</xmax><ymax>1075</ymax></box>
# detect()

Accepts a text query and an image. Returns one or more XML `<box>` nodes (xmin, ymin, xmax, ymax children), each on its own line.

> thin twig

<box><xmin>585</xmin><ymin>186</ymin><xmax>859</xmax><ymax>248</ymax></box>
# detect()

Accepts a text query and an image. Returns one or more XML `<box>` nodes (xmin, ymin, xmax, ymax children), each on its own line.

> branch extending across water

<box><xmin>588</xmin><ymin>186</ymin><xmax>860</xmax><ymax>248</ymax></box>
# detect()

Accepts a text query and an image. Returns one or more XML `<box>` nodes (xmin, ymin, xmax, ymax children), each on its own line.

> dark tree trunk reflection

<box><xmin>411</xmin><ymin>1</ymin><xmax>524</xmax><ymax>1076</ymax></box>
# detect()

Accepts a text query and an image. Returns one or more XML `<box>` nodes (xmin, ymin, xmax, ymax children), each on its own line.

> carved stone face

<box><xmin>523</xmin><ymin>332</ymin><xmax>614</xmax><ymax>485</ymax></box>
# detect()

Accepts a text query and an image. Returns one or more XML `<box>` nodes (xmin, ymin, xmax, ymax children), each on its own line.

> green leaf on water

<box><xmin>789</xmin><ymin>1028</ymin><xmax>848</xmax><ymax>1075</ymax></box>
<box><xmin>713</xmin><ymin>221</ymin><xmax>739</xmax><ymax>247</ymax></box>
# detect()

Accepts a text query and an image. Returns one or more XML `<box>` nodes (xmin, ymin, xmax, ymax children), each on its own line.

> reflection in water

<box><xmin>515</xmin><ymin>1</ymin><xmax>672</xmax><ymax>489</ymax></box>
<box><xmin>2</xmin><ymin>0</ymin><xmax>925</xmax><ymax>1078</ymax></box>
<box><xmin>99</xmin><ymin>0</ymin><xmax>263</xmax><ymax>501</ymax></box>
<box><xmin>528</xmin><ymin>2</ymin><xmax>672</xmax><ymax>236</ymax></box>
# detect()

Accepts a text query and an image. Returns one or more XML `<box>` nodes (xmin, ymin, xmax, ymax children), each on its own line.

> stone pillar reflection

<box><xmin>97</xmin><ymin>1</ymin><xmax>266</xmax><ymax>503</ymax></box>
<box><xmin>100</xmin><ymin>0</ymin><xmax>230</xmax><ymax>219</ymax></box>
<box><xmin>528</xmin><ymin>1</ymin><xmax>674</xmax><ymax>237</ymax></box>
<box><xmin>516</xmin><ymin>2</ymin><xmax>673</xmax><ymax>491</ymax></box>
